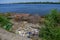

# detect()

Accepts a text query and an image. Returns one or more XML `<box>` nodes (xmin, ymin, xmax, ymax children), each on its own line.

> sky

<box><xmin>0</xmin><ymin>0</ymin><xmax>59</xmax><ymax>4</ymax></box>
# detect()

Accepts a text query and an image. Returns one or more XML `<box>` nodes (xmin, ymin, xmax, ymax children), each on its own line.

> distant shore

<box><xmin>11</xmin><ymin>2</ymin><xmax>60</xmax><ymax>4</ymax></box>
<box><xmin>0</xmin><ymin>2</ymin><xmax>60</xmax><ymax>4</ymax></box>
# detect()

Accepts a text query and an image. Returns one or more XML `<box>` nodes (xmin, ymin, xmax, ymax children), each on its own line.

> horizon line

<box><xmin>0</xmin><ymin>1</ymin><xmax>60</xmax><ymax>4</ymax></box>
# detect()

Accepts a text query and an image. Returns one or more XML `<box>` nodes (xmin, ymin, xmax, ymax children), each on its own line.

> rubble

<box><xmin>14</xmin><ymin>21</ymin><xmax>40</xmax><ymax>39</ymax></box>
<box><xmin>10</xmin><ymin>14</ymin><xmax>43</xmax><ymax>40</ymax></box>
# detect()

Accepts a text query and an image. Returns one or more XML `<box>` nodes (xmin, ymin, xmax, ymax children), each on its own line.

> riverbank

<box><xmin>0</xmin><ymin>13</ymin><xmax>44</xmax><ymax>40</ymax></box>
<box><xmin>0</xmin><ymin>9</ymin><xmax>60</xmax><ymax>40</ymax></box>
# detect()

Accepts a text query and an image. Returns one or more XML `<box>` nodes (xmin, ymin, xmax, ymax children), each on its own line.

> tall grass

<box><xmin>39</xmin><ymin>9</ymin><xmax>60</xmax><ymax>40</ymax></box>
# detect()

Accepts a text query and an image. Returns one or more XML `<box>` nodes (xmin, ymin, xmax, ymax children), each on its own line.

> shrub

<box><xmin>39</xmin><ymin>9</ymin><xmax>60</xmax><ymax>40</ymax></box>
<box><xmin>0</xmin><ymin>15</ymin><xmax>12</xmax><ymax>31</ymax></box>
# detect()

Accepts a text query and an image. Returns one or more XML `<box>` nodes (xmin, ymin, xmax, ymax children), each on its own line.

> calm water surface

<box><xmin>0</xmin><ymin>4</ymin><xmax>60</xmax><ymax>15</ymax></box>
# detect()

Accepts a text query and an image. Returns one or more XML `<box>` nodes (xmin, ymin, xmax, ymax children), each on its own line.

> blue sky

<box><xmin>0</xmin><ymin>0</ymin><xmax>59</xmax><ymax>4</ymax></box>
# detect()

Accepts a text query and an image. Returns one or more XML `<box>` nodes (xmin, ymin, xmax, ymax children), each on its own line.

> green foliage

<box><xmin>0</xmin><ymin>15</ymin><xmax>12</xmax><ymax>31</ymax></box>
<box><xmin>39</xmin><ymin>9</ymin><xmax>60</xmax><ymax>40</ymax></box>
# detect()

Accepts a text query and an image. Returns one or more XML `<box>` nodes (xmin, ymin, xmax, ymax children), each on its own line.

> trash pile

<box><xmin>15</xmin><ymin>21</ymin><xmax>40</xmax><ymax>39</ymax></box>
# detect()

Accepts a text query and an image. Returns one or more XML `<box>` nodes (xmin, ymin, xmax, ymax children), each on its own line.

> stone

<box><xmin>0</xmin><ymin>28</ymin><xmax>31</xmax><ymax>40</ymax></box>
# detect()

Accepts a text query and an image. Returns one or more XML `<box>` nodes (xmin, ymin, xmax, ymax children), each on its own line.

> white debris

<box><xmin>15</xmin><ymin>21</ymin><xmax>40</xmax><ymax>38</ymax></box>
<box><xmin>18</xmin><ymin>30</ymin><xmax>26</xmax><ymax>37</ymax></box>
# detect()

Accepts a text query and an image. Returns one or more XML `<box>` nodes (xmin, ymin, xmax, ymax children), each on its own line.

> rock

<box><xmin>0</xmin><ymin>28</ymin><xmax>31</xmax><ymax>40</ymax></box>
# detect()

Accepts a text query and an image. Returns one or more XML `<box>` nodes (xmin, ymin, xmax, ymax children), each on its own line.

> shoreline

<box><xmin>0</xmin><ymin>3</ymin><xmax>60</xmax><ymax>5</ymax></box>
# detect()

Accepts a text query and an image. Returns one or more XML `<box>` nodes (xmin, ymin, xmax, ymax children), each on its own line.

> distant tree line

<box><xmin>12</xmin><ymin>2</ymin><xmax>60</xmax><ymax>4</ymax></box>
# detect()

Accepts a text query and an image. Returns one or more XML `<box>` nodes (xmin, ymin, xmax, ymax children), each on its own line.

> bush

<box><xmin>0</xmin><ymin>15</ymin><xmax>12</xmax><ymax>31</ymax></box>
<box><xmin>39</xmin><ymin>9</ymin><xmax>60</xmax><ymax>40</ymax></box>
